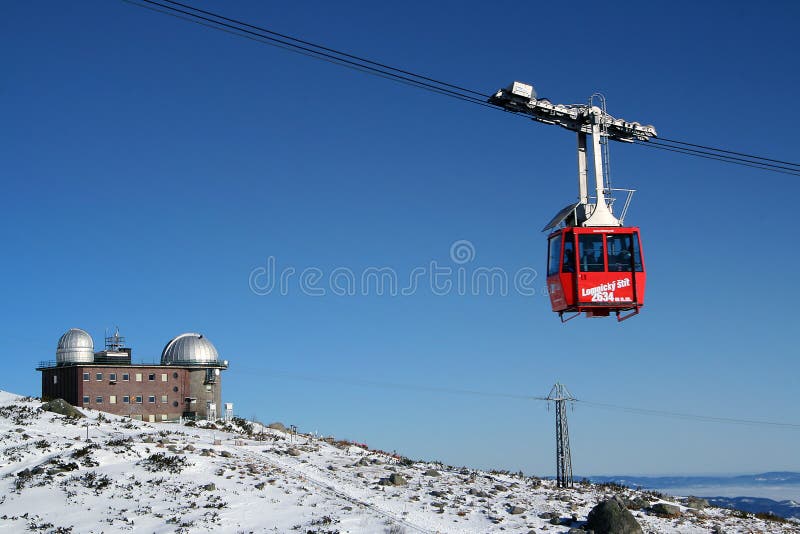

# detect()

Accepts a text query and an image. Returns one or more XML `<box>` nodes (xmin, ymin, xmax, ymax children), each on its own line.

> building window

<box><xmin>132</xmin><ymin>414</ymin><xmax>142</xmax><ymax>421</ymax></box>
<box><xmin>135</xmin><ymin>395</ymin><xmax>143</xmax><ymax>404</ymax></box>
<box><xmin>161</xmin><ymin>414</ymin><xmax>168</xmax><ymax>421</ymax></box>
<box><xmin>173</xmin><ymin>401</ymin><xmax>179</xmax><ymax>407</ymax></box>
<box><xmin>53</xmin><ymin>375</ymin><xmax>58</xmax><ymax>384</ymax></box>
<box><xmin>109</xmin><ymin>395</ymin><xmax>117</xmax><ymax>404</ymax></box>
<box><xmin>135</xmin><ymin>373</ymin><xmax>142</xmax><ymax>382</ymax></box>
<box><xmin>83</xmin><ymin>396</ymin><xmax>90</xmax><ymax>404</ymax></box>
<box><xmin>148</xmin><ymin>395</ymin><xmax>156</xmax><ymax>404</ymax></box>
<box><xmin>123</xmin><ymin>396</ymin><xmax>130</xmax><ymax>404</ymax></box>
<box><xmin>109</xmin><ymin>373</ymin><xmax>117</xmax><ymax>382</ymax></box>
<box><xmin>206</xmin><ymin>385</ymin><xmax>212</xmax><ymax>392</ymax></box>
<box><xmin>122</xmin><ymin>373</ymin><xmax>129</xmax><ymax>381</ymax></box>
<box><xmin>161</xmin><ymin>395</ymin><xmax>168</xmax><ymax>404</ymax></box>
<box><xmin>95</xmin><ymin>396</ymin><xmax>103</xmax><ymax>404</ymax></box>
<box><xmin>161</xmin><ymin>373</ymin><xmax>168</xmax><ymax>382</ymax></box>
<box><xmin>173</xmin><ymin>386</ymin><xmax>178</xmax><ymax>393</ymax></box>
<box><xmin>148</xmin><ymin>373</ymin><xmax>155</xmax><ymax>381</ymax></box>
<box><xmin>96</xmin><ymin>373</ymin><xmax>103</xmax><ymax>381</ymax></box>
<box><xmin>83</xmin><ymin>373</ymin><xmax>90</xmax><ymax>381</ymax></box>
<box><xmin>173</xmin><ymin>372</ymin><xmax>178</xmax><ymax>379</ymax></box>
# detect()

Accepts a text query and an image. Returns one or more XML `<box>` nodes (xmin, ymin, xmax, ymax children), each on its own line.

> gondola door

<box><xmin>575</xmin><ymin>231</ymin><xmax>613</xmax><ymax>315</ymax></box>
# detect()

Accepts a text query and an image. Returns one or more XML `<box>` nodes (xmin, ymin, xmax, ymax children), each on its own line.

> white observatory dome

<box><xmin>160</xmin><ymin>332</ymin><xmax>219</xmax><ymax>365</ymax></box>
<box><xmin>56</xmin><ymin>328</ymin><xmax>95</xmax><ymax>364</ymax></box>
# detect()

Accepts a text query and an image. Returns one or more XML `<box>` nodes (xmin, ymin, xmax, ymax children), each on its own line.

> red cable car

<box><xmin>546</xmin><ymin>226</ymin><xmax>645</xmax><ymax>321</ymax></box>
<box><xmin>489</xmin><ymin>81</ymin><xmax>656</xmax><ymax>322</ymax></box>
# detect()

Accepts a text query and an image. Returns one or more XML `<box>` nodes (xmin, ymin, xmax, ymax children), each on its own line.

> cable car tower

<box><xmin>546</xmin><ymin>382</ymin><xmax>575</xmax><ymax>488</ymax></box>
<box><xmin>489</xmin><ymin>82</ymin><xmax>657</xmax><ymax>321</ymax></box>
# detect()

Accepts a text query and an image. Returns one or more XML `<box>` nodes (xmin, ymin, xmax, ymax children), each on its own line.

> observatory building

<box><xmin>37</xmin><ymin>328</ymin><xmax>229</xmax><ymax>422</ymax></box>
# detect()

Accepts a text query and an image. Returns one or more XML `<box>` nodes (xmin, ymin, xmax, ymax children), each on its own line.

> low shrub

<box><xmin>141</xmin><ymin>453</ymin><xmax>189</xmax><ymax>474</ymax></box>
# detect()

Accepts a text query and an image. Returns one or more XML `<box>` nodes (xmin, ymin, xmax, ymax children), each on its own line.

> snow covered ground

<box><xmin>0</xmin><ymin>390</ymin><xmax>796</xmax><ymax>533</ymax></box>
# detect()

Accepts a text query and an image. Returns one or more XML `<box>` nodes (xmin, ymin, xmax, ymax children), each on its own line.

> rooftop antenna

<box><xmin>546</xmin><ymin>382</ymin><xmax>576</xmax><ymax>488</ymax></box>
<box><xmin>105</xmin><ymin>325</ymin><xmax>125</xmax><ymax>351</ymax></box>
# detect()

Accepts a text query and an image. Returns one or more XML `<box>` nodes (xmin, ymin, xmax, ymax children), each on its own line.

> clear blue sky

<box><xmin>2</xmin><ymin>0</ymin><xmax>798</xmax><ymax>477</ymax></box>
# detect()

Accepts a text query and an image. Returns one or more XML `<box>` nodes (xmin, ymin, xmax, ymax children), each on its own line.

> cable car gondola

<box><xmin>489</xmin><ymin>82</ymin><xmax>656</xmax><ymax>322</ymax></box>
<box><xmin>547</xmin><ymin>226</ymin><xmax>645</xmax><ymax>321</ymax></box>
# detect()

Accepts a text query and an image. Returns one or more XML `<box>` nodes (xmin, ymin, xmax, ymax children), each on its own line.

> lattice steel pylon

<box><xmin>546</xmin><ymin>382</ymin><xmax>576</xmax><ymax>488</ymax></box>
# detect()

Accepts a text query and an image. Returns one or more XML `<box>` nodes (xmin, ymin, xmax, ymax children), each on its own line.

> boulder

<box><xmin>286</xmin><ymin>448</ymin><xmax>301</xmax><ymax>457</ymax></box>
<box><xmin>585</xmin><ymin>496</ymin><xmax>644</xmax><ymax>534</ymax></box>
<box><xmin>508</xmin><ymin>506</ymin><xmax>526</xmax><ymax>515</ymax></box>
<box><xmin>621</xmin><ymin>496</ymin><xmax>651</xmax><ymax>510</ymax></box>
<box><xmin>424</xmin><ymin>469</ymin><xmax>441</xmax><ymax>477</ymax></box>
<box><xmin>41</xmin><ymin>399</ymin><xmax>84</xmax><ymax>419</ymax></box>
<box><xmin>379</xmin><ymin>473</ymin><xmax>407</xmax><ymax>486</ymax></box>
<box><xmin>684</xmin><ymin>496</ymin><xmax>709</xmax><ymax>509</ymax></box>
<box><xmin>649</xmin><ymin>502</ymin><xmax>681</xmax><ymax>518</ymax></box>
<box><xmin>268</xmin><ymin>422</ymin><xmax>286</xmax><ymax>431</ymax></box>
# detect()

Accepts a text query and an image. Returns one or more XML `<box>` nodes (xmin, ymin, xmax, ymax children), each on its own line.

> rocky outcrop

<box><xmin>684</xmin><ymin>496</ymin><xmax>709</xmax><ymax>509</ymax></box>
<box><xmin>585</xmin><ymin>496</ymin><xmax>643</xmax><ymax>534</ymax></box>
<box><xmin>41</xmin><ymin>399</ymin><xmax>84</xmax><ymax>419</ymax></box>
<box><xmin>378</xmin><ymin>473</ymin><xmax>407</xmax><ymax>486</ymax></box>
<box><xmin>649</xmin><ymin>502</ymin><xmax>681</xmax><ymax>518</ymax></box>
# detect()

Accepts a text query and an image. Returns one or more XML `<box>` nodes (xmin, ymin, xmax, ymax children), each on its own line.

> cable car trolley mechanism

<box><xmin>489</xmin><ymin>82</ymin><xmax>657</xmax><ymax>322</ymax></box>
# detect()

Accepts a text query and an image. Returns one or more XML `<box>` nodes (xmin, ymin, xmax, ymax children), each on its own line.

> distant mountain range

<box><xmin>586</xmin><ymin>472</ymin><xmax>800</xmax><ymax>520</ymax></box>
<box><xmin>706</xmin><ymin>496</ymin><xmax>800</xmax><ymax>521</ymax></box>
<box><xmin>587</xmin><ymin>472</ymin><xmax>800</xmax><ymax>489</ymax></box>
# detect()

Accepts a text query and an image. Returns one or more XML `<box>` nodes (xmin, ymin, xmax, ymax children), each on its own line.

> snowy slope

<box><xmin>0</xmin><ymin>390</ymin><xmax>796</xmax><ymax>534</ymax></box>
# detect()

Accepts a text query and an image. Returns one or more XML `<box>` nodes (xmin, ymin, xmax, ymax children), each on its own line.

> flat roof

<box><xmin>36</xmin><ymin>360</ymin><xmax>228</xmax><ymax>371</ymax></box>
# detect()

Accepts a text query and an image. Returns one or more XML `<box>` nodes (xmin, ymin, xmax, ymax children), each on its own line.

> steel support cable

<box><xmin>635</xmin><ymin>140</ymin><xmax>800</xmax><ymax>177</ymax></box>
<box><xmin>159</xmin><ymin>0</ymin><xmax>490</xmax><ymax>99</ymax></box>
<box><xmin>647</xmin><ymin>139</ymin><xmax>800</xmax><ymax>174</ymax></box>
<box><xmin>127</xmin><ymin>0</ymin><xmax>490</xmax><ymax>107</ymax></box>
<box><xmin>234</xmin><ymin>365</ymin><xmax>547</xmax><ymax>402</ymax></box>
<box><xmin>129</xmin><ymin>0</ymin><xmax>494</xmax><ymax>109</ymax></box>
<box><xmin>234</xmin><ymin>366</ymin><xmax>800</xmax><ymax>430</ymax></box>
<box><xmin>575</xmin><ymin>399</ymin><xmax>800</xmax><ymax>430</ymax></box>
<box><xmin>656</xmin><ymin>135</ymin><xmax>800</xmax><ymax>168</ymax></box>
<box><xmin>126</xmin><ymin>0</ymin><xmax>799</xmax><ymax>175</ymax></box>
